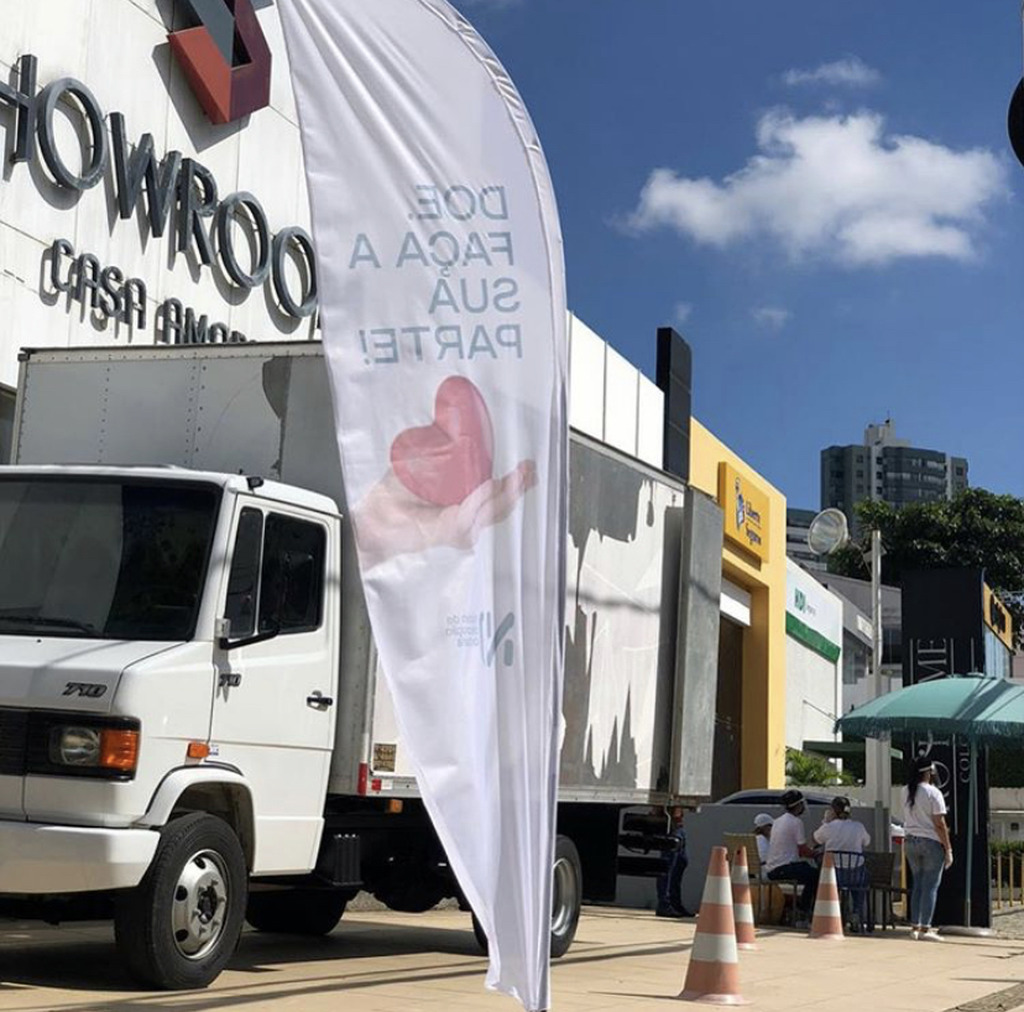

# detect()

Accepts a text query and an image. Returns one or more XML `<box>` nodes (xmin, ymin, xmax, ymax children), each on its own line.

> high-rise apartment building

<box><xmin>821</xmin><ymin>420</ymin><xmax>968</xmax><ymax>528</ymax></box>
<box><xmin>786</xmin><ymin>508</ymin><xmax>827</xmax><ymax>573</ymax></box>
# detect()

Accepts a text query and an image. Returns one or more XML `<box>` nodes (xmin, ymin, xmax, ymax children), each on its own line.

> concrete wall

<box><xmin>785</xmin><ymin>638</ymin><xmax>841</xmax><ymax>750</ymax></box>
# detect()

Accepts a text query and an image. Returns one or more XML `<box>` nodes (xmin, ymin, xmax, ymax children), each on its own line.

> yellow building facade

<box><xmin>690</xmin><ymin>419</ymin><xmax>787</xmax><ymax>790</ymax></box>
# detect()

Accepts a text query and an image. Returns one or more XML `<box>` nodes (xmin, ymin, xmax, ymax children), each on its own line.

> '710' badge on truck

<box><xmin>63</xmin><ymin>682</ymin><xmax>107</xmax><ymax>699</ymax></box>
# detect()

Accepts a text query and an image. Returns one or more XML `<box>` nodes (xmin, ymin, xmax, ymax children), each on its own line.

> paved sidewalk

<box><xmin>1</xmin><ymin>908</ymin><xmax>1023</xmax><ymax>1011</ymax></box>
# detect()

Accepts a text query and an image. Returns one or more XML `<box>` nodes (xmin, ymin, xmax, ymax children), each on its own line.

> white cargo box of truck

<box><xmin>0</xmin><ymin>341</ymin><xmax>723</xmax><ymax>986</ymax></box>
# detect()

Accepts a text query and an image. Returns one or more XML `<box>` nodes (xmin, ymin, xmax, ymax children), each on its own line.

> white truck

<box><xmin>0</xmin><ymin>341</ymin><xmax>722</xmax><ymax>989</ymax></box>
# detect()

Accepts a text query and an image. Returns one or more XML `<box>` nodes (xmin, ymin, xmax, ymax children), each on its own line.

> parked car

<box><xmin>714</xmin><ymin>789</ymin><xmax>832</xmax><ymax>807</ymax></box>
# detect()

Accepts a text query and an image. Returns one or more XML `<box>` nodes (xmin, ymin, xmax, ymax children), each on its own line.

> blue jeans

<box><xmin>657</xmin><ymin>847</ymin><xmax>688</xmax><ymax>912</ymax></box>
<box><xmin>906</xmin><ymin>836</ymin><xmax>946</xmax><ymax>927</ymax></box>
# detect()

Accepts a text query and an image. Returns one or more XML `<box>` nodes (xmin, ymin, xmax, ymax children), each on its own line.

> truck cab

<box><xmin>0</xmin><ymin>465</ymin><xmax>342</xmax><ymax>988</ymax></box>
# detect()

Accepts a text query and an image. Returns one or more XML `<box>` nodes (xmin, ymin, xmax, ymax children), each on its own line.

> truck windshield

<box><xmin>0</xmin><ymin>479</ymin><xmax>220</xmax><ymax>641</ymax></box>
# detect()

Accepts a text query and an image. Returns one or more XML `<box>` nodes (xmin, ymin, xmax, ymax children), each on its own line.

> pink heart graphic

<box><xmin>390</xmin><ymin>377</ymin><xmax>495</xmax><ymax>507</ymax></box>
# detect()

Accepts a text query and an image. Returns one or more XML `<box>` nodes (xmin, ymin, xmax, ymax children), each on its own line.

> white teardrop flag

<box><xmin>277</xmin><ymin>2</ymin><xmax>568</xmax><ymax>1008</ymax></box>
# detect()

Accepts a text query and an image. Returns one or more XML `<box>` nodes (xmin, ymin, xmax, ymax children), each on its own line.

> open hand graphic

<box><xmin>350</xmin><ymin>375</ymin><xmax>536</xmax><ymax>570</ymax></box>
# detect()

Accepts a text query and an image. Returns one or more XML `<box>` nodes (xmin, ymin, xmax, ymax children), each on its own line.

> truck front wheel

<box><xmin>246</xmin><ymin>889</ymin><xmax>348</xmax><ymax>935</ymax></box>
<box><xmin>115</xmin><ymin>813</ymin><xmax>248</xmax><ymax>989</ymax></box>
<box><xmin>471</xmin><ymin>834</ymin><xmax>582</xmax><ymax>959</ymax></box>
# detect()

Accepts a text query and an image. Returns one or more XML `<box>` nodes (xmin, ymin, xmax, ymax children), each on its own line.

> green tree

<box><xmin>828</xmin><ymin>489</ymin><xmax>1024</xmax><ymax>648</ymax></box>
<box><xmin>785</xmin><ymin>748</ymin><xmax>857</xmax><ymax>787</ymax></box>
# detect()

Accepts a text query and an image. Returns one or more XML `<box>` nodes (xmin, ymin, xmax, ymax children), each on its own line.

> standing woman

<box><xmin>902</xmin><ymin>756</ymin><xmax>953</xmax><ymax>941</ymax></box>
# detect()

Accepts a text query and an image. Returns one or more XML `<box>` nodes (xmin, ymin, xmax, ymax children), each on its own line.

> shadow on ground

<box><xmin>0</xmin><ymin>916</ymin><xmax>687</xmax><ymax>1012</ymax></box>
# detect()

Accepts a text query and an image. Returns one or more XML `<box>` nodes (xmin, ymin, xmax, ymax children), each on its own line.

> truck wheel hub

<box><xmin>551</xmin><ymin>855</ymin><xmax>579</xmax><ymax>937</ymax></box>
<box><xmin>172</xmin><ymin>849</ymin><xmax>230</xmax><ymax>959</ymax></box>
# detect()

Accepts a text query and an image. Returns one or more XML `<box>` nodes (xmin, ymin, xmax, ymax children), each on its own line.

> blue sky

<box><xmin>457</xmin><ymin>1</ymin><xmax>1024</xmax><ymax>509</ymax></box>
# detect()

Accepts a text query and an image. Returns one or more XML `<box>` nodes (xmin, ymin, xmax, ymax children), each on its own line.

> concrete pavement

<box><xmin>1</xmin><ymin>907</ymin><xmax>1023</xmax><ymax>1011</ymax></box>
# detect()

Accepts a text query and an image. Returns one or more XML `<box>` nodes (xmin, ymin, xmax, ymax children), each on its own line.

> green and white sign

<box><xmin>786</xmin><ymin>560</ymin><xmax>842</xmax><ymax>664</ymax></box>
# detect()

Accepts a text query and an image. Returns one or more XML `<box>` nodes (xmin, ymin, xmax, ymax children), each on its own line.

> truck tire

<box><xmin>550</xmin><ymin>835</ymin><xmax>582</xmax><ymax>958</ymax></box>
<box><xmin>114</xmin><ymin>813</ymin><xmax>247</xmax><ymax>990</ymax></box>
<box><xmin>246</xmin><ymin>889</ymin><xmax>348</xmax><ymax>935</ymax></box>
<box><xmin>471</xmin><ymin>835</ymin><xmax>583</xmax><ymax>959</ymax></box>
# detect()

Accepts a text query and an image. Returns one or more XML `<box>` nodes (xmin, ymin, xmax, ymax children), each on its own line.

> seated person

<box><xmin>753</xmin><ymin>813</ymin><xmax>774</xmax><ymax>869</ymax></box>
<box><xmin>813</xmin><ymin>796</ymin><xmax>870</xmax><ymax>859</ymax></box>
<box><xmin>813</xmin><ymin>796</ymin><xmax>871</xmax><ymax>928</ymax></box>
<box><xmin>765</xmin><ymin>789</ymin><xmax>820</xmax><ymax>922</ymax></box>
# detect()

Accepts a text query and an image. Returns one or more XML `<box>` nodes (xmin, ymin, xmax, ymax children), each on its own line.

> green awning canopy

<box><xmin>836</xmin><ymin>672</ymin><xmax>1024</xmax><ymax>743</ymax></box>
<box><xmin>802</xmin><ymin>740</ymin><xmax>903</xmax><ymax>760</ymax></box>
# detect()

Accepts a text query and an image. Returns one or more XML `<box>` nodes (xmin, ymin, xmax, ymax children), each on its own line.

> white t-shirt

<box><xmin>765</xmin><ymin>812</ymin><xmax>805</xmax><ymax>872</ymax></box>
<box><xmin>813</xmin><ymin>818</ymin><xmax>870</xmax><ymax>854</ymax></box>
<box><xmin>902</xmin><ymin>782</ymin><xmax>947</xmax><ymax>843</ymax></box>
<box><xmin>756</xmin><ymin>834</ymin><xmax>770</xmax><ymax>866</ymax></box>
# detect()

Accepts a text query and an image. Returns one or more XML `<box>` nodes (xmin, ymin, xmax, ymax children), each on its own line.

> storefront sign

<box><xmin>983</xmin><ymin>583</ymin><xmax>1014</xmax><ymax>653</ymax></box>
<box><xmin>785</xmin><ymin>561</ymin><xmax>841</xmax><ymax>663</ymax></box>
<box><xmin>717</xmin><ymin>461</ymin><xmax>770</xmax><ymax>562</ymax></box>
<box><xmin>0</xmin><ymin>53</ymin><xmax>317</xmax><ymax>344</ymax></box>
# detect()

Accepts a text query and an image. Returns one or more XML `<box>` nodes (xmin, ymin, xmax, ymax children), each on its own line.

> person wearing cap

<box><xmin>765</xmin><ymin>788</ymin><xmax>820</xmax><ymax>922</ymax></box>
<box><xmin>813</xmin><ymin>796</ymin><xmax>870</xmax><ymax>856</ymax></box>
<box><xmin>753</xmin><ymin>813</ymin><xmax>774</xmax><ymax>866</ymax></box>
<box><xmin>814</xmin><ymin>796</ymin><xmax>871</xmax><ymax>930</ymax></box>
<box><xmin>903</xmin><ymin>756</ymin><xmax>953</xmax><ymax>942</ymax></box>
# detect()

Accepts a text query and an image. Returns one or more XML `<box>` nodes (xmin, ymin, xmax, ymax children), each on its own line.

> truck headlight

<box><xmin>47</xmin><ymin>725</ymin><xmax>140</xmax><ymax>774</ymax></box>
<box><xmin>52</xmin><ymin>726</ymin><xmax>101</xmax><ymax>766</ymax></box>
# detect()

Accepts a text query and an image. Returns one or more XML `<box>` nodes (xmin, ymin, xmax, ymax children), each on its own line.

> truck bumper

<box><xmin>0</xmin><ymin>822</ymin><xmax>158</xmax><ymax>894</ymax></box>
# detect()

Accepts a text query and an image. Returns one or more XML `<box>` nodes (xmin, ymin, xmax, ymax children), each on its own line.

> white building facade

<box><xmin>0</xmin><ymin>0</ymin><xmax>319</xmax><ymax>458</ymax></box>
<box><xmin>785</xmin><ymin>559</ymin><xmax>844</xmax><ymax>753</ymax></box>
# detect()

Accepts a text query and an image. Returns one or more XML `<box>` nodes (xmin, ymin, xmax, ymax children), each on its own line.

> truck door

<box><xmin>211</xmin><ymin>499</ymin><xmax>338</xmax><ymax>875</ymax></box>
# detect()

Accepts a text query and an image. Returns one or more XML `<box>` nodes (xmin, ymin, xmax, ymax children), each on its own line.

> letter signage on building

<box><xmin>718</xmin><ymin>462</ymin><xmax>770</xmax><ymax>562</ymax></box>
<box><xmin>277</xmin><ymin>2</ymin><xmax>568</xmax><ymax>1010</ymax></box>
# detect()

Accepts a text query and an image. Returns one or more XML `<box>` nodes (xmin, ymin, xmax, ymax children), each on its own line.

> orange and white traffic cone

<box><xmin>730</xmin><ymin>846</ymin><xmax>758</xmax><ymax>951</ymax></box>
<box><xmin>678</xmin><ymin>846</ymin><xmax>749</xmax><ymax>1005</ymax></box>
<box><xmin>808</xmin><ymin>852</ymin><xmax>844</xmax><ymax>940</ymax></box>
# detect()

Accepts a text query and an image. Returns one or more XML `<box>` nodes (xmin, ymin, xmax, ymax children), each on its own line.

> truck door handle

<box><xmin>219</xmin><ymin>672</ymin><xmax>242</xmax><ymax>688</ymax></box>
<box><xmin>307</xmin><ymin>693</ymin><xmax>334</xmax><ymax>708</ymax></box>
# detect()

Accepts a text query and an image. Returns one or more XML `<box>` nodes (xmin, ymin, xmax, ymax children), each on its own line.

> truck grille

<box><xmin>0</xmin><ymin>709</ymin><xmax>29</xmax><ymax>776</ymax></box>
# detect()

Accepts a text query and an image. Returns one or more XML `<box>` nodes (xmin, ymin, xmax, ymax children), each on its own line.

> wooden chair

<box><xmin>723</xmin><ymin>832</ymin><xmax>799</xmax><ymax>925</ymax></box>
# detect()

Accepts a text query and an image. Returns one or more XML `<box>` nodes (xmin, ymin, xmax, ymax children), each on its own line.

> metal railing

<box><xmin>992</xmin><ymin>850</ymin><xmax>1024</xmax><ymax>909</ymax></box>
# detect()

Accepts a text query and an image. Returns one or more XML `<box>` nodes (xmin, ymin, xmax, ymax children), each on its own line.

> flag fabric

<box><xmin>277</xmin><ymin>2</ymin><xmax>568</xmax><ymax>1008</ymax></box>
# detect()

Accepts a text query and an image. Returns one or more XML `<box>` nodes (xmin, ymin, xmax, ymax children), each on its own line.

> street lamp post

<box><xmin>807</xmin><ymin>511</ymin><xmax>891</xmax><ymax>849</ymax></box>
<box><xmin>864</xmin><ymin>528</ymin><xmax>891</xmax><ymax>853</ymax></box>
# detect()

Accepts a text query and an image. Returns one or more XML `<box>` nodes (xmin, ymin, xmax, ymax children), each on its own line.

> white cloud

<box><xmin>751</xmin><ymin>306</ymin><xmax>791</xmax><ymax>330</ymax></box>
<box><xmin>627</xmin><ymin>110</ymin><xmax>1007</xmax><ymax>267</ymax></box>
<box><xmin>673</xmin><ymin>302</ymin><xmax>693</xmax><ymax>325</ymax></box>
<box><xmin>783</xmin><ymin>56</ymin><xmax>882</xmax><ymax>89</ymax></box>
